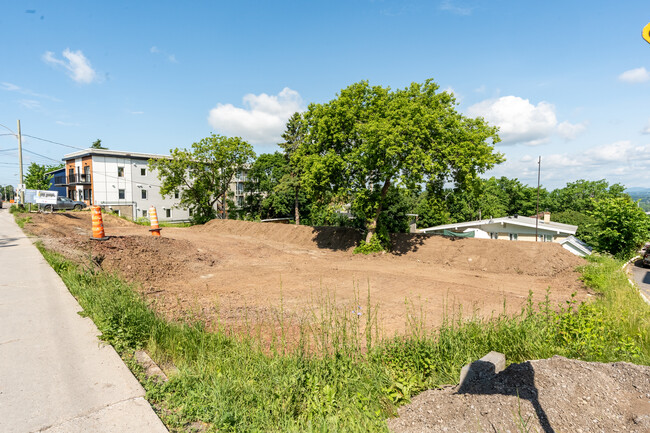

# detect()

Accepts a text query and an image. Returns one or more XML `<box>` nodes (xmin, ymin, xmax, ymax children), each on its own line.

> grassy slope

<box><xmin>37</xmin><ymin>243</ymin><xmax>649</xmax><ymax>433</ymax></box>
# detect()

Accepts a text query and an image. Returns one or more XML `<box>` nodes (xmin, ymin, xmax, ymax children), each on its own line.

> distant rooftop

<box><xmin>62</xmin><ymin>148</ymin><xmax>171</xmax><ymax>161</ymax></box>
<box><xmin>419</xmin><ymin>215</ymin><xmax>577</xmax><ymax>235</ymax></box>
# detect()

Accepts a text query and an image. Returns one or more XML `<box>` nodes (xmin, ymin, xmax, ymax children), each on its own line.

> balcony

<box><xmin>54</xmin><ymin>173</ymin><xmax>92</xmax><ymax>186</ymax></box>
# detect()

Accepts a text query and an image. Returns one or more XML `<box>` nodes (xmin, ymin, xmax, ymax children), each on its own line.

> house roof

<box><xmin>62</xmin><ymin>148</ymin><xmax>171</xmax><ymax>162</ymax></box>
<box><xmin>45</xmin><ymin>167</ymin><xmax>65</xmax><ymax>175</ymax></box>
<box><xmin>560</xmin><ymin>236</ymin><xmax>593</xmax><ymax>255</ymax></box>
<box><xmin>419</xmin><ymin>215</ymin><xmax>577</xmax><ymax>235</ymax></box>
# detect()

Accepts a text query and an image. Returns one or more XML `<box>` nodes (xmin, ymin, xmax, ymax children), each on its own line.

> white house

<box><xmin>419</xmin><ymin>214</ymin><xmax>578</xmax><ymax>244</ymax></box>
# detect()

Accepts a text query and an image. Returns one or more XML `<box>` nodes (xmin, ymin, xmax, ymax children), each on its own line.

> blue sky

<box><xmin>1</xmin><ymin>0</ymin><xmax>649</xmax><ymax>190</ymax></box>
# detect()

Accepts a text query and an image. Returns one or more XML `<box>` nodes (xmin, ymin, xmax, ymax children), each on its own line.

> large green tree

<box><xmin>277</xmin><ymin>112</ymin><xmax>306</xmax><ymax>225</ymax></box>
<box><xmin>588</xmin><ymin>196</ymin><xmax>650</xmax><ymax>258</ymax></box>
<box><xmin>300</xmin><ymin>79</ymin><xmax>503</xmax><ymax>243</ymax></box>
<box><xmin>243</xmin><ymin>152</ymin><xmax>293</xmax><ymax>219</ymax></box>
<box><xmin>150</xmin><ymin>134</ymin><xmax>255</xmax><ymax>224</ymax></box>
<box><xmin>24</xmin><ymin>163</ymin><xmax>63</xmax><ymax>190</ymax></box>
<box><xmin>545</xmin><ymin>179</ymin><xmax>625</xmax><ymax>214</ymax></box>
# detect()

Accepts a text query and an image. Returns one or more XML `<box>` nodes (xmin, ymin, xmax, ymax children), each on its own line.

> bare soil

<box><xmin>387</xmin><ymin>355</ymin><xmax>650</xmax><ymax>433</ymax></box>
<box><xmin>23</xmin><ymin>212</ymin><xmax>586</xmax><ymax>337</ymax></box>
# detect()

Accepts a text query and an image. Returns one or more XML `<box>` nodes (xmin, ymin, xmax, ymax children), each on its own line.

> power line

<box><xmin>22</xmin><ymin>147</ymin><xmax>62</xmax><ymax>164</ymax></box>
<box><xmin>22</xmin><ymin>134</ymin><xmax>84</xmax><ymax>150</ymax></box>
<box><xmin>0</xmin><ymin>148</ymin><xmax>18</xmax><ymax>152</ymax></box>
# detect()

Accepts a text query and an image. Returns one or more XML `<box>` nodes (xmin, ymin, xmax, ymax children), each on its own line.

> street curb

<box><xmin>622</xmin><ymin>255</ymin><xmax>650</xmax><ymax>306</ymax></box>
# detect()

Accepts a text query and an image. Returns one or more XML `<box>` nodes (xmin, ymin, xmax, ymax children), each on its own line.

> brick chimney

<box><xmin>544</xmin><ymin>212</ymin><xmax>550</xmax><ymax>224</ymax></box>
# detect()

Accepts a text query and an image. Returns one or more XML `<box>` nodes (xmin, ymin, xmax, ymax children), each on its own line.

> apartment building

<box><xmin>54</xmin><ymin>148</ymin><xmax>248</xmax><ymax>222</ymax></box>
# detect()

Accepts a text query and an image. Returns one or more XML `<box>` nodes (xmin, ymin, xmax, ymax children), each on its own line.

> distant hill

<box><xmin>625</xmin><ymin>188</ymin><xmax>650</xmax><ymax>211</ymax></box>
<box><xmin>625</xmin><ymin>187</ymin><xmax>650</xmax><ymax>194</ymax></box>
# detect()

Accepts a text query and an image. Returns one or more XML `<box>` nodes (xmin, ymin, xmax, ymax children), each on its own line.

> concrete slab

<box><xmin>39</xmin><ymin>397</ymin><xmax>166</xmax><ymax>433</ymax></box>
<box><xmin>0</xmin><ymin>209</ymin><xmax>167</xmax><ymax>433</ymax></box>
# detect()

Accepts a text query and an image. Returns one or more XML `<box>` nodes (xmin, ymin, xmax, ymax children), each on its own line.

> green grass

<box><xmin>36</xmin><ymin>244</ymin><xmax>650</xmax><ymax>433</ymax></box>
<box><xmin>132</xmin><ymin>217</ymin><xmax>192</xmax><ymax>228</ymax></box>
<box><xmin>14</xmin><ymin>214</ymin><xmax>32</xmax><ymax>228</ymax></box>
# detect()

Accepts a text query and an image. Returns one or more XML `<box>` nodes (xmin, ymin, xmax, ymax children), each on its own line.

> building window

<box><xmin>490</xmin><ymin>232</ymin><xmax>498</xmax><ymax>239</ymax></box>
<box><xmin>236</xmin><ymin>182</ymin><xmax>244</xmax><ymax>194</ymax></box>
<box><xmin>142</xmin><ymin>209</ymin><xmax>147</xmax><ymax>218</ymax></box>
<box><xmin>174</xmin><ymin>190</ymin><xmax>179</xmax><ymax>199</ymax></box>
<box><xmin>236</xmin><ymin>196</ymin><xmax>244</xmax><ymax>207</ymax></box>
<box><xmin>141</xmin><ymin>168</ymin><xmax>146</xmax><ymax>176</ymax></box>
<box><xmin>141</xmin><ymin>189</ymin><xmax>148</xmax><ymax>200</ymax></box>
<box><xmin>539</xmin><ymin>234</ymin><xmax>553</xmax><ymax>242</ymax></box>
<box><xmin>165</xmin><ymin>208</ymin><xmax>171</xmax><ymax>218</ymax></box>
<box><xmin>509</xmin><ymin>233</ymin><xmax>518</xmax><ymax>241</ymax></box>
<box><xmin>83</xmin><ymin>189</ymin><xmax>91</xmax><ymax>201</ymax></box>
<box><xmin>188</xmin><ymin>208</ymin><xmax>193</xmax><ymax>216</ymax></box>
<box><xmin>117</xmin><ymin>167</ymin><xmax>124</xmax><ymax>177</ymax></box>
<box><xmin>118</xmin><ymin>189</ymin><xmax>125</xmax><ymax>200</ymax></box>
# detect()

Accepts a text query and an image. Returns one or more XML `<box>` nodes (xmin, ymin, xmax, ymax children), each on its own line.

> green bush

<box><xmin>353</xmin><ymin>234</ymin><xmax>385</xmax><ymax>254</ymax></box>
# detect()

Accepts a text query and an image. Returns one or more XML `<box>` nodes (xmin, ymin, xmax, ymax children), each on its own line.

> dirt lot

<box><xmin>23</xmin><ymin>211</ymin><xmax>586</xmax><ymax>338</ymax></box>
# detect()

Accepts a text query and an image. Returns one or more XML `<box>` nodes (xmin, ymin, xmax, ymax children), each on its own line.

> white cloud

<box><xmin>19</xmin><ymin>99</ymin><xmax>40</xmax><ymax>109</ymax></box>
<box><xmin>585</xmin><ymin>140</ymin><xmax>638</xmax><ymax>164</ymax></box>
<box><xmin>642</xmin><ymin>119</ymin><xmax>650</xmax><ymax>135</ymax></box>
<box><xmin>55</xmin><ymin>120</ymin><xmax>80</xmax><ymax>127</ymax></box>
<box><xmin>557</xmin><ymin>121</ymin><xmax>587</xmax><ymax>140</ymax></box>
<box><xmin>439</xmin><ymin>0</ymin><xmax>475</xmax><ymax>15</ymax></box>
<box><xmin>1</xmin><ymin>82</ymin><xmax>60</xmax><ymax>101</ymax></box>
<box><xmin>489</xmin><ymin>139</ymin><xmax>650</xmax><ymax>188</ymax></box>
<box><xmin>208</xmin><ymin>88</ymin><xmax>304</xmax><ymax>145</ymax></box>
<box><xmin>618</xmin><ymin>67</ymin><xmax>650</xmax><ymax>83</ymax></box>
<box><xmin>468</xmin><ymin>96</ymin><xmax>556</xmax><ymax>145</ymax></box>
<box><xmin>150</xmin><ymin>46</ymin><xmax>177</xmax><ymax>63</ymax></box>
<box><xmin>42</xmin><ymin>49</ymin><xmax>97</xmax><ymax>84</ymax></box>
<box><xmin>467</xmin><ymin>96</ymin><xmax>585</xmax><ymax>145</ymax></box>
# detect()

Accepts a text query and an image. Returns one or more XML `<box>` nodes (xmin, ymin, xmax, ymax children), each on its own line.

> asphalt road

<box><xmin>627</xmin><ymin>258</ymin><xmax>650</xmax><ymax>303</ymax></box>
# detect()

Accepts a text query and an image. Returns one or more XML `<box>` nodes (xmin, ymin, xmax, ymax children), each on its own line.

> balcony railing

<box><xmin>53</xmin><ymin>173</ymin><xmax>92</xmax><ymax>186</ymax></box>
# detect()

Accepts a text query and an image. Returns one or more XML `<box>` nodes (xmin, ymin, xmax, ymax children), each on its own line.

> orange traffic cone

<box><xmin>90</xmin><ymin>206</ymin><xmax>109</xmax><ymax>241</ymax></box>
<box><xmin>149</xmin><ymin>206</ymin><xmax>161</xmax><ymax>236</ymax></box>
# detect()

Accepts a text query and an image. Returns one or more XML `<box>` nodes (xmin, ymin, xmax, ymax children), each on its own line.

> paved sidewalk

<box><xmin>0</xmin><ymin>207</ymin><xmax>168</xmax><ymax>433</ymax></box>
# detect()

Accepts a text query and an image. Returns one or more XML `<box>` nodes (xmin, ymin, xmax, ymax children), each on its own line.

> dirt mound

<box><xmin>387</xmin><ymin>356</ymin><xmax>650</xmax><ymax>433</ymax></box>
<box><xmin>392</xmin><ymin>233</ymin><xmax>585</xmax><ymax>277</ymax></box>
<box><xmin>21</xmin><ymin>212</ymin><xmax>586</xmax><ymax>337</ymax></box>
<box><xmin>196</xmin><ymin>219</ymin><xmax>362</xmax><ymax>251</ymax></box>
<box><xmin>87</xmin><ymin>236</ymin><xmax>216</xmax><ymax>287</ymax></box>
<box><xmin>25</xmin><ymin>211</ymin><xmax>136</xmax><ymax>238</ymax></box>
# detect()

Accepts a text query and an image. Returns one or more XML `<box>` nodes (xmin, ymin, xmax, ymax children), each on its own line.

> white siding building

<box><xmin>55</xmin><ymin>149</ymin><xmax>191</xmax><ymax>221</ymax></box>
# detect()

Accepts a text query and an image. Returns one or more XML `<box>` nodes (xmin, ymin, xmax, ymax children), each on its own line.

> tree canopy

<box><xmin>299</xmin><ymin>79</ymin><xmax>504</xmax><ymax>244</ymax></box>
<box><xmin>91</xmin><ymin>139</ymin><xmax>106</xmax><ymax>149</ymax></box>
<box><xmin>243</xmin><ymin>152</ymin><xmax>294</xmax><ymax>220</ymax></box>
<box><xmin>277</xmin><ymin>112</ymin><xmax>306</xmax><ymax>224</ymax></box>
<box><xmin>149</xmin><ymin>134</ymin><xmax>255</xmax><ymax>224</ymax></box>
<box><xmin>24</xmin><ymin>163</ymin><xmax>62</xmax><ymax>190</ymax></box>
<box><xmin>588</xmin><ymin>196</ymin><xmax>650</xmax><ymax>259</ymax></box>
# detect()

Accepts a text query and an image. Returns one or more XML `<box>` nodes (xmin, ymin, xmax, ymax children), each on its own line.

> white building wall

<box><xmin>130</xmin><ymin>159</ymin><xmax>190</xmax><ymax>221</ymax></box>
<box><xmin>92</xmin><ymin>155</ymin><xmax>135</xmax><ymax>206</ymax></box>
<box><xmin>91</xmin><ymin>155</ymin><xmax>190</xmax><ymax>222</ymax></box>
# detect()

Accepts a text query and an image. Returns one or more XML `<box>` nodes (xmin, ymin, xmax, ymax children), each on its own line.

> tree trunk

<box><xmin>294</xmin><ymin>187</ymin><xmax>300</xmax><ymax>225</ymax></box>
<box><xmin>365</xmin><ymin>178</ymin><xmax>391</xmax><ymax>243</ymax></box>
<box><xmin>222</xmin><ymin>191</ymin><xmax>228</xmax><ymax>219</ymax></box>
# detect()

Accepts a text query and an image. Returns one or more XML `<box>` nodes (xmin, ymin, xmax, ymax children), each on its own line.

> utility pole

<box><xmin>535</xmin><ymin>156</ymin><xmax>541</xmax><ymax>241</ymax></box>
<box><xmin>17</xmin><ymin>119</ymin><xmax>24</xmax><ymax>204</ymax></box>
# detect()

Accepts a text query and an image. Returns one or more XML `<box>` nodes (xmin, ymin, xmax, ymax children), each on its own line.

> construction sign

<box><xmin>644</xmin><ymin>22</ymin><xmax>650</xmax><ymax>44</ymax></box>
<box><xmin>24</xmin><ymin>189</ymin><xmax>58</xmax><ymax>204</ymax></box>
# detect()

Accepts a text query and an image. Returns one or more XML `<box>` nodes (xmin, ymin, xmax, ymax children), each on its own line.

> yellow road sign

<box><xmin>644</xmin><ymin>22</ymin><xmax>650</xmax><ymax>44</ymax></box>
